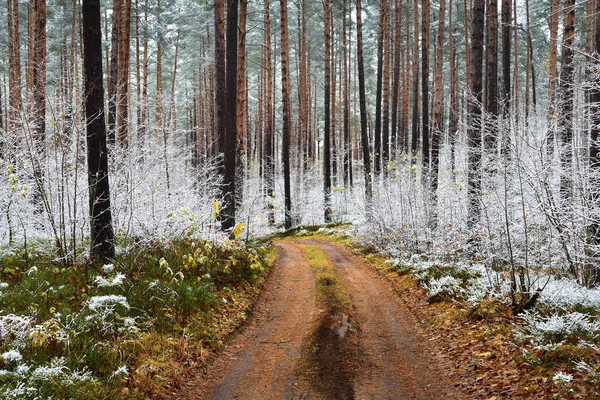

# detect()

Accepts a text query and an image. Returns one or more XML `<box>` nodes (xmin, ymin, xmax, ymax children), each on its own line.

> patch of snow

<box><xmin>86</xmin><ymin>295</ymin><xmax>130</xmax><ymax>311</ymax></box>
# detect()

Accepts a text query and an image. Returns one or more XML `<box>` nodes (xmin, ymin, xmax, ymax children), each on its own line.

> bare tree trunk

<box><xmin>222</xmin><ymin>0</ymin><xmax>239</xmax><ymax>231</ymax></box>
<box><xmin>263</xmin><ymin>0</ymin><xmax>274</xmax><ymax>226</ymax></box>
<box><xmin>559</xmin><ymin>0</ymin><xmax>576</xmax><ymax>202</ymax></box>
<box><xmin>421</xmin><ymin>0</ymin><xmax>430</xmax><ymax>172</ymax></box>
<box><xmin>343</xmin><ymin>0</ymin><xmax>351</xmax><ymax>188</ymax></box>
<box><xmin>391</xmin><ymin>0</ymin><xmax>402</xmax><ymax>162</ymax></box>
<box><xmin>137</xmin><ymin>0</ymin><xmax>148</xmax><ymax>146</ymax></box>
<box><xmin>324</xmin><ymin>0</ymin><xmax>333</xmax><ymax>222</ymax></box>
<box><xmin>501</xmin><ymin>0</ymin><xmax>510</xmax><ymax>113</ymax></box>
<box><xmin>382</xmin><ymin>0</ymin><xmax>391</xmax><ymax>177</ymax></box>
<box><xmin>117</xmin><ymin>0</ymin><xmax>131</xmax><ymax>147</ymax></box>
<box><xmin>431</xmin><ymin>0</ymin><xmax>445</xmax><ymax>227</ymax></box>
<box><xmin>32</xmin><ymin>0</ymin><xmax>47</xmax><ymax>209</ymax></box>
<box><xmin>374</xmin><ymin>0</ymin><xmax>386</xmax><ymax>175</ymax></box>
<box><xmin>448</xmin><ymin>0</ymin><xmax>458</xmax><ymax>177</ymax></box>
<box><xmin>7</xmin><ymin>0</ymin><xmax>23</xmax><ymax>157</ymax></box>
<box><xmin>236</xmin><ymin>0</ymin><xmax>247</xmax><ymax>206</ymax></box>
<box><xmin>154</xmin><ymin>0</ymin><xmax>163</xmax><ymax>142</ymax></box>
<box><xmin>280</xmin><ymin>0</ymin><xmax>293</xmax><ymax>229</ymax></box>
<box><xmin>467</xmin><ymin>0</ymin><xmax>485</xmax><ymax>228</ymax></box>
<box><xmin>485</xmin><ymin>0</ymin><xmax>498</xmax><ymax>150</ymax></box>
<box><xmin>357</xmin><ymin>0</ymin><xmax>373</xmax><ymax>210</ymax></box>
<box><xmin>411</xmin><ymin>0</ymin><xmax>420</xmax><ymax>158</ymax></box>
<box><xmin>27</xmin><ymin>0</ymin><xmax>35</xmax><ymax>114</ymax></box>
<box><xmin>587</xmin><ymin>0</ymin><xmax>600</xmax><ymax>286</ymax></box>
<box><xmin>214</xmin><ymin>0</ymin><xmax>225</xmax><ymax>158</ymax></box>
<box><xmin>108</xmin><ymin>0</ymin><xmax>120</xmax><ymax>145</ymax></box>
<box><xmin>168</xmin><ymin>32</ymin><xmax>179</xmax><ymax>134</ymax></box>
<box><xmin>82</xmin><ymin>0</ymin><xmax>115</xmax><ymax>261</ymax></box>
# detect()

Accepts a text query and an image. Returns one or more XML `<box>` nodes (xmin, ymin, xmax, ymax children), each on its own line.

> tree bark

<box><xmin>485</xmin><ymin>0</ymin><xmax>498</xmax><ymax>150</ymax></box>
<box><xmin>263</xmin><ymin>0</ymin><xmax>275</xmax><ymax>224</ymax></box>
<box><xmin>82</xmin><ymin>0</ymin><xmax>115</xmax><ymax>261</ymax></box>
<box><xmin>431</xmin><ymin>0</ymin><xmax>445</xmax><ymax>226</ymax></box>
<box><xmin>280</xmin><ymin>0</ymin><xmax>293</xmax><ymax>229</ymax></box>
<box><xmin>324</xmin><ymin>0</ymin><xmax>333</xmax><ymax>222</ymax></box>
<box><xmin>467</xmin><ymin>0</ymin><xmax>485</xmax><ymax>228</ymax></box>
<box><xmin>356</xmin><ymin>0</ymin><xmax>373</xmax><ymax>210</ymax></box>
<box><xmin>391</xmin><ymin>0</ymin><xmax>402</xmax><ymax>162</ymax></box>
<box><xmin>7</xmin><ymin>0</ymin><xmax>23</xmax><ymax>153</ymax></box>
<box><xmin>117</xmin><ymin>0</ymin><xmax>131</xmax><ymax>147</ymax></box>
<box><xmin>559</xmin><ymin>0</ymin><xmax>576</xmax><ymax>202</ymax></box>
<box><xmin>236</xmin><ymin>0</ymin><xmax>247</xmax><ymax>206</ymax></box>
<box><xmin>108</xmin><ymin>0</ymin><xmax>120</xmax><ymax>145</ymax></box>
<box><xmin>411</xmin><ymin>0</ymin><xmax>420</xmax><ymax>158</ymax></box>
<box><xmin>587</xmin><ymin>0</ymin><xmax>600</xmax><ymax>286</ymax></box>
<box><xmin>222</xmin><ymin>0</ymin><xmax>239</xmax><ymax>231</ymax></box>
<box><xmin>501</xmin><ymin>0</ymin><xmax>511</xmax><ymax>112</ymax></box>
<box><xmin>421</xmin><ymin>0</ymin><xmax>430</xmax><ymax>172</ymax></box>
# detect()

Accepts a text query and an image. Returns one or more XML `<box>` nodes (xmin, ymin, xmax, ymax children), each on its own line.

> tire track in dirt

<box><xmin>186</xmin><ymin>238</ymin><xmax>460</xmax><ymax>400</ymax></box>
<box><xmin>188</xmin><ymin>241</ymin><xmax>319</xmax><ymax>400</ymax></box>
<box><xmin>303</xmin><ymin>239</ymin><xmax>459</xmax><ymax>400</ymax></box>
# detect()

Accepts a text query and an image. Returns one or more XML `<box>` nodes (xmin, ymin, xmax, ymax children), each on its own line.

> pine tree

<box><xmin>467</xmin><ymin>0</ymin><xmax>485</xmax><ymax>228</ymax></box>
<box><xmin>280</xmin><ymin>0</ymin><xmax>293</xmax><ymax>229</ymax></box>
<box><xmin>222</xmin><ymin>0</ymin><xmax>239</xmax><ymax>231</ymax></box>
<box><xmin>324</xmin><ymin>0</ymin><xmax>333</xmax><ymax>222</ymax></box>
<box><xmin>356</xmin><ymin>0</ymin><xmax>373</xmax><ymax>210</ymax></box>
<box><xmin>82</xmin><ymin>0</ymin><xmax>115</xmax><ymax>261</ymax></box>
<box><xmin>559</xmin><ymin>0</ymin><xmax>576</xmax><ymax>202</ymax></box>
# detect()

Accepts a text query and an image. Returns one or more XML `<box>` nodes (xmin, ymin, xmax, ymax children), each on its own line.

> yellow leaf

<box><xmin>233</xmin><ymin>222</ymin><xmax>244</xmax><ymax>239</ymax></box>
<box><xmin>211</xmin><ymin>199</ymin><xmax>220</xmax><ymax>219</ymax></box>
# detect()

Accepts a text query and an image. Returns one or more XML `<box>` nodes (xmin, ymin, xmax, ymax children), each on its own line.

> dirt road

<box><xmin>182</xmin><ymin>239</ymin><xmax>459</xmax><ymax>399</ymax></box>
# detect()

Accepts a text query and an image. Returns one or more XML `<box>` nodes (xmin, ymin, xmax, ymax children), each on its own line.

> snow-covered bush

<box><xmin>518</xmin><ymin>310</ymin><xmax>600</xmax><ymax>346</ymax></box>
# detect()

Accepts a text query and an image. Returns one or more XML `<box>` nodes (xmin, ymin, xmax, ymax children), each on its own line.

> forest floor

<box><xmin>165</xmin><ymin>237</ymin><xmax>461</xmax><ymax>399</ymax></box>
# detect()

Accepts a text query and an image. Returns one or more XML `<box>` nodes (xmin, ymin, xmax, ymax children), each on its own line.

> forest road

<box><xmin>179</xmin><ymin>239</ymin><xmax>459</xmax><ymax>400</ymax></box>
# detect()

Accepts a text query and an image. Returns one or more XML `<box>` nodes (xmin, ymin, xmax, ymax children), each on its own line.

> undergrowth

<box><xmin>0</xmin><ymin>236</ymin><xmax>271</xmax><ymax>399</ymax></box>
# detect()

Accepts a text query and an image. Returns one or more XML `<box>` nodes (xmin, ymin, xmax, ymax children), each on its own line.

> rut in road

<box><xmin>194</xmin><ymin>238</ymin><xmax>458</xmax><ymax>400</ymax></box>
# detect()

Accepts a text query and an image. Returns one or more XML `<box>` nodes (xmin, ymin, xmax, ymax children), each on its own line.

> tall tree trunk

<box><xmin>356</xmin><ymin>0</ymin><xmax>373</xmax><ymax>210</ymax></box>
<box><xmin>448</xmin><ymin>0</ymin><xmax>458</xmax><ymax>178</ymax></box>
<box><xmin>467</xmin><ymin>0</ymin><xmax>485</xmax><ymax>228</ymax></box>
<box><xmin>421</xmin><ymin>0</ymin><xmax>430</xmax><ymax>172</ymax></box>
<box><xmin>168</xmin><ymin>32</ymin><xmax>179</xmax><ymax>132</ymax></box>
<box><xmin>512</xmin><ymin>0</ymin><xmax>519</xmax><ymax>122</ymax></box>
<box><xmin>139</xmin><ymin>0</ymin><xmax>148</xmax><ymax>146</ymax></box>
<box><xmin>82</xmin><ymin>0</ymin><xmax>115</xmax><ymax>261</ymax></box>
<box><xmin>155</xmin><ymin>0</ymin><xmax>163</xmax><ymax>141</ymax></box>
<box><xmin>32</xmin><ymin>0</ymin><xmax>47</xmax><ymax>207</ymax></box>
<box><xmin>331</xmin><ymin>20</ymin><xmax>338</xmax><ymax>185</ymax></box>
<box><xmin>559</xmin><ymin>0</ymin><xmax>576</xmax><ymax>202</ymax></box>
<box><xmin>236</xmin><ymin>0</ymin><xmax>247</xmax><ymax>206</ymax></box>
<box><xmin>117</xmin><ymin>0</ymin><xmax>131</xmax><ymax>147</ymax></box>
<box><xmin>27</xmin><ymin>0</ymin><xmax>35</xmax><ymax>114</ymax></box>
<box><xmin>485</xmin><ymin>0</ymin><xmax>498</xmax><ymax>150</ymax></box>
<box><xmin>403</xmin><ymin>1</ymin><xmax>411</xmax><ymax>154</ymax></box>
<box><xmin>587</xmin><ymin>0</ymin><xmax>600</xmax><ymax>286</ymax></box>
<box><xmin>222</xmin><ymin>0</ymin><xmax>238</xmax><ymax>231</ymax></box>
<box><xmin>280</xmin><ymin>0</ymin><xmax>293</xmax><ymax>229</ymax></box>
<box><xmin>501</xmin><ymin>0</ymin><xmax>511</xmax><ymax>113</ymax></box>
<box><xmin>411</xmin><ymin>0</ymin><xmax>420</xmax><ymax>158</ymax></box>
<box><xmin>324</xmin><ymin>0</ymin><xmax>333</xmax><ymax>222</ymax></box>
<box><xmin>382</xmin><ymin>0</ymin><xmax>391</xmax><ymax>177</ymax></box>
<box><xmin>7</xmin><ymin>0</ymin><xmax>23</xmax><ymax>156</ymax></box>
<box><xmin>431</xmin><ymin>0</ymin><xmax>445</xmax><ymax>227</ymax></box>
<box><xmin>391</xmin><ymin>0</ymin><xmax>402</xmax><ymax>162</ymax></box>
<box><xmin>374</xmin><ymin>0</ymin><xmax>386</xmax><ymax>175</ymax></box>
<box><xmin>214</xmin><ymin>0</ymin><xmax>225</xmax><ymax>159</ymax></box>
<box><xmin>264</xmin><ymin>0</ymin><xmax>275</xmax><ymax>224</ymax></box>
<box><xmin>524</xmin><ymin>0</ymin><xmax>531</xmax><ymax>119</ymax></box>
<box><xmin>343</xmin><ymin>0</ymin><xmax>351</xmax><ymax>188</ymax></box>
<box><xmin>108</xmin><ymin>0</ymin><xmax>120</xmax><ymax>145</ymax></box>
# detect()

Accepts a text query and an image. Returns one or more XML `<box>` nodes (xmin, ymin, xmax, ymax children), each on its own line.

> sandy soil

<box><xmin>170</xmin><ymin>239</ymin><xmax>461</xmax><ymax>400</ymax></box>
